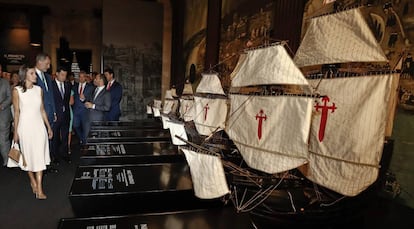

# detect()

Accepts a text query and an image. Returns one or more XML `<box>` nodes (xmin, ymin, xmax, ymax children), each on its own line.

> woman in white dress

<box><xmin>11</xmin><ymin>65</ymin><xmax>53</xmax><ymax>199</ymax></box>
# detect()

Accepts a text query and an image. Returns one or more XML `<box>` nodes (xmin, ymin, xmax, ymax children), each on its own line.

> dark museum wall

<box><xmin>102</xmin><ymin>0</ymin><xmax>163</xmax><ymax>120</ymax></box>
<box><xmin>0</xmin><ymin>0</ymin><xmax>102</xmax><ymax>73</ymax></box>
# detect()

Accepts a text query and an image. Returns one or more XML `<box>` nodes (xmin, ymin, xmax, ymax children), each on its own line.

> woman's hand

<box><xmin>13</xmin><ymin>132</ymin><xmax>19</xmax><ymax>143</ymax></box>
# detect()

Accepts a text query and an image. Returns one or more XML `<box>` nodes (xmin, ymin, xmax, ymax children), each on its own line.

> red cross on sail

<box><xmin>255</xmin><ymin>109</ymin><xmax>267</xmax><ymax>140</ymax></box>
<box><xmin>314</xmin><ymin>96</ymin><xmax>336</xmax><ymax>142</ymax></box>
<box><xmin>204</xmin><ymin>103</ymin><xmax>209</xmax><ymax>121</ymax></box>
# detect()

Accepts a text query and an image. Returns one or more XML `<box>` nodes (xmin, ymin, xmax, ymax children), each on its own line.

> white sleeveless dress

<box><xmin>8</xmin><ymin>86</ymin><xmax>50</xmax><ymax>171</ymax></box>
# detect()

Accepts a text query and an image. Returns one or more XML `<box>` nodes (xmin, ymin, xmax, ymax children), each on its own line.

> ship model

<box><xmin>153</xmin><ymin>6</ymin><xmax>400</xmax><ymax>228</ymax></box>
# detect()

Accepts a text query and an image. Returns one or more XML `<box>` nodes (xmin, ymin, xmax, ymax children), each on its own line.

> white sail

<box><xmin>194</xmin><ymin>96</ymin><xmax>227</xmax><ymax>136</ymax></box>
<box><xmin>179</xmin><ymin>98</ymin><xmax>195</xmax><ymax>122</ymax></box>
<box><xmin>182</xmin><ymin>82</ymin><xmax>194</xmax><ymax>95</ymax></box>
<box><xmin>181</xmin><ymin>148</ymin><xmax>230</xmax><ymax>199</ymax></box>
<box><xmin>153</xmin><ymin>99</ymin><xmax>162</xmax><ymax>108</ymax></box>
<box><xmin>146</xmin><ymin>105</ymin><xmax>153</xmax><ymax>114</ymax></box>
<box><xmin>305</xmin><ymin>74</ymin><xmax>393</xmax><ymax>196</ymax></box>
<box><xmin>226</xmin><ymin>94</ymin><xmax>312</xmax><ymax>173</ymax></box>
<box><xmin>231</xmin><ymin>44</ymin><xmax>309</xmax><ymax>87</ymax></box>
<box><xmin>165</xmin><ymin>89</ymin><xmax>174</xmax><ymax>99</ymax></box>
<box><xmin>152</xmin><ymin>99</ymin><xmax>162</xmax><ymax>117</ymax></box>
<box><xmin>160</xmin><ymin>114</ymin><xmax>170</xmax><ymax>129</ymax></box>
<box><xmin>153</xmin><ymin>107</ymin><xmax>161</xmax><ymax>117</ymax></box>
<box><xmin>168</xmin><ymin>121</ymin><xmax>188</xmax><ymax>145</ymax></box>
<box><xmin>294</xmin><ymin>8</ymin><xmax>388</xmax><ymax>67</ymax></box>
<box><xmin>171</xmin><ymin>88</ymin><xmax>178</xmax><ymax>97</ymax></box>
<box><xmin>196</xmin><ymin>73</ymin><xmax>226</xmax><ymax>95</ymax></box>
<box><xmin>229</xmin><ymin>53</ymin><xmax>247</xmax><ymax>81</ymax></box>
<box><xmin>162</xmin><ymin>99</ymin><xmax>179</xmax><ymax>114</ymax></box>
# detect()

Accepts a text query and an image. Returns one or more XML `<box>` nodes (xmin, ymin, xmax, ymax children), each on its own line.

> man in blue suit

<box><xmin>72</xmin><ymin>71</ymin><xmax>94</xmax><ymax>146</ymax></box>
<box><xmin>103</xmin><ymin>68</ymin><xmax>122</xmax><ymax>121</ymax></box>
<box><xmin>35</xmin><ymin>53</ymin><xmax>56</xmax><ymax>127</ymax></box>
<box><xmin>51</xmin><ymin>66</ymin><xmax>71</xmax><ymax>163</ymax></box>
<box><xmin>35</xmin><ymin>53</ymin><xmax>57</xmax><ymax>172</ymax></box>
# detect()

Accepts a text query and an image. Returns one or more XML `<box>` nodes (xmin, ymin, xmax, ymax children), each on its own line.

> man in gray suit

<box><xmin>0</xmin><ymin>65</ymin><xmax>12</xmax><ymax>166</ymax></box>
<box><xmin>84</xmin><ymin>73</ymin><xmax>111</xmax><ymax>141</ymax></box>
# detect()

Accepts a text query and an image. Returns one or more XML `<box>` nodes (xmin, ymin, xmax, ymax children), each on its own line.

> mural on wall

<box><xmin>219</xmin><ymin>0</ymin><xmax>275</xmax><ymax>90</ymax></box>
<box><xmin>102</xmin><ymin>0</ymin><xmax>163</xmax><ymax>120</ymax></box>
<box><xmin>183</xmin><ymin>0</ymin><xmax>208</xmax><ymax>87</ymax></box>
<box><xmin>304</xmin><ymin>0</ymin><xmax>414</xmax><ymax>209</ymax></box>
<box><xmin>304</xmin><ymin>0</ymin><xmax>414</xmax><ymax>95</ymax></box>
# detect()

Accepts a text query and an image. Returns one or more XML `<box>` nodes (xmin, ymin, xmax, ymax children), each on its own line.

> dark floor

<box><xmin>1</xmin><ymin>136</ymin><xmax>414</xmax><ymax>229</ymax></box>
<box><xmin>0</xmin><ymin>138</ymin><xmax>81</xmax><ymax>229</ymax></box>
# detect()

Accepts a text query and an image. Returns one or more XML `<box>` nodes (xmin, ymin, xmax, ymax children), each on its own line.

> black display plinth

<box><xmin>91</xmin><ymin>119</ymin><xmax>162</xmax><ymax>130</ymax></box>
<box><xmin>58</xmin><ymin>207</ymin><xmax>254</xmax><ymax>229</ymax></box>
<box><xmin>69</xmin><ymin>163</ymin><xmax>222</xmax><ymax>217</ymax></box>
<box><xmin>80</xmin><ymin>142</ymin><xmax>183</xmax><ymax>165</ymax></box>
<box><xmin>87</xmin><ymin>129</ymin><xmax>171</xmax><ymax>144</ymax></box>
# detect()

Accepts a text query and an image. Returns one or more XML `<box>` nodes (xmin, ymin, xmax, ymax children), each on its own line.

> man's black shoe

<box><xmin>63</xmin><ymin>156</ymin><xmax>72</xmax><ymax>164</ymax></box>
<box><xmin>51</xmin><ymin>160</ymin><xmax>60</xmax><ymax>166</ymax></box>
<box><xmin>49</xmin><ymin>168</ymin><xmax>59</xmax><ymax>173</ymax></box>
<box><xmin>45</xmin><ymin>168</ymin><xmax>59</xmax><ymax>174</ymax></box>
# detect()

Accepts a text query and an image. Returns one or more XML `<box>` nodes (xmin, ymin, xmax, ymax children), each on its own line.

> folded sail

<box><xmin>294</xmin><ymin>8</ymin><xmax>388</xmax><ymax>67</ymax></box>
<box><xmin>194</xmin><ymin>96</ymin><xmax>227</xmax><ymax>136</ymax></box>
<box><xmin>306</xmin><ymin>74</ymin><xmax>393</xmax><ymax>196</ymax></box>
<box><xmin>182</xmin><ymin>148</ymin><xmax>230</xmax><ymax>199</ymax></box>
<box><xmin>232</xmin><ymin>44</ymin><xmax>309</xmax><ymax>87</ymax></box>
<box><xmin>226</xmin><ymin>94</ymin><xmax>312</xmax><ymax>173</ymax></box>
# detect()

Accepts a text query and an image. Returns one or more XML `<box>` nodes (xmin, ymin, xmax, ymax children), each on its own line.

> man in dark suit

<box><xmin>85</xmin><ymin>73</ymin><xmax>111</xmax><ymax>139</ymax></box>
<box><xmin>35</xmin><ymin>53</ymin><xmax>57</xmax><ymax>172</ymax></box>
<box><xmin>51</xmin><ymin>66</ymin><xmax>71</xmax><ymax>163</ymax></box>
<box><xmin>72</xmin><ymin>70</ymin><xmax>94</xmax><ymax>146</ymax></box>
<box><xmin>103</xmin><ymin>68</ymin><xmax>122</xmax><ymax>121</ymax></box>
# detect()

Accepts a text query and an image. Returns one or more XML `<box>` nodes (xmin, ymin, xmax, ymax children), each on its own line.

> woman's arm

<box><xmin>12</xmin><ymin>88</ymin><xmax>19</xmax><ymax>142</ymax></box>
<box><xmin>69</xmin><ymin>90</ymin><xmax>74</xmax><ymax>106</ymax></box>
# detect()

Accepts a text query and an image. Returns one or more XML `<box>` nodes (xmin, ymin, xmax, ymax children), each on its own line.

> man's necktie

<box><xmin>93</xmin><ymin>88</ymin><xmax>99</xmax><ymax>101</ymax></box>
<box><xmin>59</xmin><ymin>82</ymin><xmax>65</xmax><ymax>112</ymax></box>
<box><xmin>79</xmin><ymin>84</ymin><xmax>83</xmax><ymax>95</ymax></box>
<box><xmin>59</xmin><ymin>82</ymin><xmax>64</xmax><ymax>98</ymax></box>
<box><xmin>41</xmin><ymin>72</ymin><xmax>48</xmax><ymax>91</ymax></box>
<box><xmin>106</xmin><ymin>82</ymin><xmax>112</xmax><ymax>91</ymax></box>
